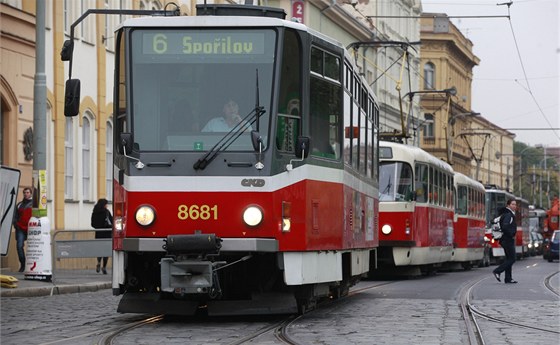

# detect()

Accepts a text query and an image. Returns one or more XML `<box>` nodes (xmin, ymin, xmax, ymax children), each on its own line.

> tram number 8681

<box><xmin>177</xmin><ymin>204</ymin><xmax>218</xmax><ymax>220</ymax></box>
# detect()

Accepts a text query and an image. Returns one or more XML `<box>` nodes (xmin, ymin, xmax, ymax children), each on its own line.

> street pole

<box><xmin>33</xmin><ymin>0</ymin><xmax>47</xmax><ymax>217</ymax></box>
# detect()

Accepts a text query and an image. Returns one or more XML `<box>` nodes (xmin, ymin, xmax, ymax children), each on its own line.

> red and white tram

<box><xmin>62</xmin><ymin>4</ymin><xmax>379</xmax><ymax>315</ymax></box>
<box><xmin>451</xmin><ymin>172</ymin><xmax>486</xmax><ymax>268</ymax></box>
<box><xmin>377</xmin><ymin>141</ymin><xmax>454</xmax><ymax>274</ymax></box>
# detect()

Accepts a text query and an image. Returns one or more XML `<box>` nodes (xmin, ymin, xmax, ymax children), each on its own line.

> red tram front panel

<box><xmin>379</xmin><ymin>203</ymin><xmax>453</xmax><ymax>266</ymax></box>
<box><xmin>114</xmin><ymin>176</ymin><xmax>376</xmax><ymax>252</ymax></box>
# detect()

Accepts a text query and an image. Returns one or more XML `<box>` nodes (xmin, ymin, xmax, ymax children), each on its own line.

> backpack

<box><xmin>491</xmin><ymin>215</ymin><xmax>503</xmax><ymax>240</ymax></box>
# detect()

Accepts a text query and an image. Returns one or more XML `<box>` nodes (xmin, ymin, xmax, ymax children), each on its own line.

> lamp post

<box><xmin>517</xmin><ymin>146</ymin><xmax>533</xmax><ymax>198</ymax></box>
<box><xmin>446</xmin><ymin>111</ymin><xmax>480</xmax><ymax>164</ymax></box>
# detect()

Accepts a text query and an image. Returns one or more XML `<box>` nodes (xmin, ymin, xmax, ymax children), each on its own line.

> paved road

<box><xmin>1</xmin><ymin>257</ymin><xmax>558</xmax><ymax>345</ymax></box>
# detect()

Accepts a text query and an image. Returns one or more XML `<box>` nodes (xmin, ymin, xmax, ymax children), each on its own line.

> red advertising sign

<box><xmin>292</xmin><ymin>0</ymin><xmax>304</xmax><ymax>24</ymax></box>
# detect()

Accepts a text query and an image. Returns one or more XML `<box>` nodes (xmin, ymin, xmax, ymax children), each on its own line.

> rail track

<box><xmin>459</xmin><ymin>270</ymin><xmax>560</xmax><ymax>345</ymax></box>
<box><xmin>92</xmin><ymin>281</ymin><xmax>396</xmax><ymax>345</ymax></box>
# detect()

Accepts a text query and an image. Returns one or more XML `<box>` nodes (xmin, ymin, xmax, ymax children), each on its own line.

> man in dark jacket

<box><xmin>492</xmin><ymin>198</ymin><xmax>518</xmax><ymax>284</ymax></box>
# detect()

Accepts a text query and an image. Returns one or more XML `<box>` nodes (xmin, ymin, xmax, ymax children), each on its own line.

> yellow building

<box><xmin>419</xmin><ymin>13</ymin><xmax>514</xmax><ymax>185</ymax></box>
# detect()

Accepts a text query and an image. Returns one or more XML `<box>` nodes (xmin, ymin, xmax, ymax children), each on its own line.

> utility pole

<box><xmin>33</xmin><ymin>0</ymin><xmax>47</xmax><ymax>217</ymax></box>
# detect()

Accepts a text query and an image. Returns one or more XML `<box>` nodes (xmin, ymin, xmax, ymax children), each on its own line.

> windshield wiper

<box><xmin>193</xmin><ymin>70</ymin><xmax>266</xmax><ymax>171</ymax></box>
<box><xmin>192</xmin><ymin>109</ymin><xmax>263</xmax><ymax>170</ymax></box>
<box><xmin>382</xmin><ymin>176</ymin><xmax>392</xmax><ymax>195</ymax></box>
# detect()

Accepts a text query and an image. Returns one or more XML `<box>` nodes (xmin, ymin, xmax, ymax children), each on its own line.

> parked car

<box><xmin>543</xmin><ymin>230</ymin><xmax>560</xmax><ymax>262</ymax></box>
<box><xmin>528</xmin><ymin>231</ymin><xmax>544</xmax><ymax>256</ymax></box>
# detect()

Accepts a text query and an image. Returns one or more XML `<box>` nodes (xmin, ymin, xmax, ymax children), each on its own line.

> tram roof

<box><xmin>454</xmin><ymin>172</ymin><xmax>485</xmax><ymax>191</ymax></box>
<box><xmin>379</xmin><ymin>140</ymin><xmax>453</xmax><ymax>173</ymax></box>
<box><xmin>119</xmin><ymin>15</ymin><xmax>339</xmax><ymax>45</ymax></box>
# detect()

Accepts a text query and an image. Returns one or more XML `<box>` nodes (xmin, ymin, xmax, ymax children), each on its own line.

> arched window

<box><xmin>106</xmin><ymin>118</ymin><xmax>113</xmax><ymax>201</ymax></box>
<box><xmin>65</xmin><ymin>117</ymin><xmax>74</xmax><ymax>199</ymax></box>
<box><xmin>82</xmin><ymin>113</ymin><xmax>94</xmax><ymax>201</ymax></box>
<box><xmin>424</xmin><ymin>62</ymin><xmax>435</xmax><ymax>90</ymax></box>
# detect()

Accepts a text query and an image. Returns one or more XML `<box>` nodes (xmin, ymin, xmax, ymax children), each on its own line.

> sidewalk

<box><xmin>0</xmin><ymin>268</ymin><xmax>111</xmax><ymax>298</ymax></box>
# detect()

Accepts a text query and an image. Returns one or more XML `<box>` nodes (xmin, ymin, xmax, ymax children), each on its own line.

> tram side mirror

<box><xmin>251</xmin><ymin>130</ymin><xmax>263</xmax><ymax>152</ymax></box>
<box><xmin>119</xmin><ymin>133</ymin><xmax>134</xmax><ymax>155</ymax></box>
<box><xmin>64</xmin><ymin>79</ymin><xmax>81</xmax><ymax>117</ymax></box>
<box><xmin>295</xmin><ymin>136</ymin><xmax>310</xmax><ymax>159</ymax></box>
<box><xmin>60</xmin><ymin>39</ymin><xmax>74</xmax><ymax>61</ymax></box>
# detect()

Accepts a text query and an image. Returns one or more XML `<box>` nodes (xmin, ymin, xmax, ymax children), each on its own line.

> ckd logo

<box><xmin>241</xmin><ymin>179</ymin><xmax>265</xmax><ymax>187</ymax></box>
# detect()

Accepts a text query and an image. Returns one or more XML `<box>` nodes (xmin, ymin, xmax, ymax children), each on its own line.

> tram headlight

<box><xmin>243</xmin><ymin>206</ymin><xmax>263</xmax><ymax>227</ymax></box>
<box><xmin>135</xmin><ymin>205</ymin><xmax>155</xmax><ymax>227</ymax></box>
<box><xmin>381</xmin><ymin>224</ymin><xmax>392</xmax><ymax>235</ymax></box>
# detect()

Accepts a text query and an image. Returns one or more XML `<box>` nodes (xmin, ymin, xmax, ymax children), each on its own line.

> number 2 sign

<box><xmin>292</xmin><ymin>0</ymin><xmax>304</xmax><ymax>24</ymax></box>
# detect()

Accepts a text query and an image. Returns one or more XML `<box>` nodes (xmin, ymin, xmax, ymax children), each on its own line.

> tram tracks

<box><xmin>93</xmin><ymin>280</ymin><xmax>396</xmax><ymax>345</ymax></box>
<box><xmin>459</xmin><ymin>270</ymin><xmax>560</xmax><ymax>345</ymax></box>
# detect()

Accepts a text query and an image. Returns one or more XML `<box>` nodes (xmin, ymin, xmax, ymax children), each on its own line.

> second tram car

<box><xmin>62</xmin><ymin>4</ymin><xmax>380</xmax><ymax>315</ymax></box>
<box><xmin>452</xmin><ymin>173</ymin><xmax>486</xmax><ymax>268</ymax></box>
<box><xmin>376</xmin><ymin>141</ymin><xmax>454</xmax><ymax>274</ymax></box>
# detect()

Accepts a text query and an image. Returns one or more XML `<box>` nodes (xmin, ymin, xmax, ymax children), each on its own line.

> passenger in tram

<box><xmin>492</xmin><ymin>198</ymin><xmax>518</xmax><ymax>284</ymax></box>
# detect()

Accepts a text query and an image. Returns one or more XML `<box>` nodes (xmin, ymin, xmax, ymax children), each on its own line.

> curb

<box><xmin>0</xmin><ymin>282</ymin><xmax>112</xmax><ymax>298</ymax></box>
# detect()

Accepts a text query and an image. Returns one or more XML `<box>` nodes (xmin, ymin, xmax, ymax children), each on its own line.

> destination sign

<box><xmin>141</xmin><ymin>31</ymin><xmax>267</xmax><ymax>56</ymax></box>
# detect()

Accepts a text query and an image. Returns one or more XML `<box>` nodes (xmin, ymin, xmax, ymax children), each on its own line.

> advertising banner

<box><xmin>24</xmin><ymin>217</ymin><xmax>52</xmax><ymax>282</ymax></box>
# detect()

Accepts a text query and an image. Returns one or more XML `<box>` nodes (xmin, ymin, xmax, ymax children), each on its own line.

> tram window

<box><xmin>457</xmin><ymin>185</ymin><xmax>467</xmax><ymax>215</ymax></box>
<box><xmin>429</xmin><ymin>167</ymin><xmax>436</xmax><ymax>204</ymax></box>
<box><xmin>380</xmin><ymin>162</ymin><xmax>413</xmax><ymax>202</ymax></box>
<box><xmin>277</xmin><ymin>29</ymin><xmax>302</xmax><ymax>153</ymax></box>
<box><xmin>415</xmin><ymin>164</ymin><xmax>428</xmax><ymax>203</ymax></box>
<box><xmin>343</xmin><ymin>91</ymin><xmax>352</xmax><ymax>165</ymax></box>
<box><xmin>310</xmin><ymin>76</ymin><xmax>341</xmax><ymax>159</ymax></box>
<box><xmin>311</xmin><ymin>48</ymin><xmax>323</xmax><ymax>75</ymax></box>
<box><xmin>359</xmin><ymin>111</ymin><xmax>367</xmax><ymax>173</ymax></box>
<box><xmin>344</xmin><ymin>64</ymin><xmax>351</xmax><ymax>90</ymax></box>
<box><xmin>366</xmin><ymin>117</ymin><xmax>373</xmax><ymax>177</ymax></box>
<box><xmin>276</xmin><ymin>115</ymin><xmax>299</xmax><ymax>152</ymax></box>
<box><xmin>324</xmin><ymin>52</ymin><xmax>340</xmax><ymax>81</ymax></box>
<box><xmin>352</xmin><ymin>101</ymin><xmax>360</xmax><ymax>169</ymax></box>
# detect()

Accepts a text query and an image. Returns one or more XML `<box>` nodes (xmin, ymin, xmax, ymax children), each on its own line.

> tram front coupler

<box><xmin>161</xmin><ymin>234</ymin><xmax>223</xmax><ymax>297</ymax></box>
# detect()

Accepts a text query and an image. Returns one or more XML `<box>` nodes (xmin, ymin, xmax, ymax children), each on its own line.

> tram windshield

<box><xmin>485</xmin><ymin>192</ymin><xmax>507</xmax><ymax>225</ymax></box>
<box><xmin>129</xmin><ymin>29</ymin><xmax>275</xmax><ymax>152</ymax></box>
<box><xmin>379</xmin><ymin>162</ymin><xmax>414</xmax><ymax>202</ymax></box>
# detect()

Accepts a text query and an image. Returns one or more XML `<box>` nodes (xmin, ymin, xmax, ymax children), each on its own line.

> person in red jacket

<box><xmin>13</xmin><ymin>187</ymin><xmax>33</xmax><ymax>272</ymax></box>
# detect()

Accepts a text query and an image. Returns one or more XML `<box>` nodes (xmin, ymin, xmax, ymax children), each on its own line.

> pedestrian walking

<box><xmin>493</xmin><ymin>198</ymin><xmax>518</xmax><ymax>284</ymax></box>
<box><xmin>13</xmin><ymin>187</ymin><xmax>33</xmax><ymax>272</ymax></box>
<box><xmin>91</xmin><ymin>198</ymin><xmax>112</xmax><ymax>274</ymax></box>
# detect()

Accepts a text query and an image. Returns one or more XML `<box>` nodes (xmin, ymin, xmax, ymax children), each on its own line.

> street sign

<box><xmin>1</xmin><ymin>166</ymin><xmax>21</xmax><ymax>256</ymax></box>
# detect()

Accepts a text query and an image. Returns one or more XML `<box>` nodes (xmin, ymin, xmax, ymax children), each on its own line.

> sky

<box><xmin>421</xmin><ymin>0</ymin><xmax>559</xmax><ymax>148</ymax></box>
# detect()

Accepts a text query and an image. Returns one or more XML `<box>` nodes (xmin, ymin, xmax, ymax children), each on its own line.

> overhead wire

<box><xmin>502</xmin><ymin>2</ymin><xmax>560</xmax><ymax>141</ymax></box>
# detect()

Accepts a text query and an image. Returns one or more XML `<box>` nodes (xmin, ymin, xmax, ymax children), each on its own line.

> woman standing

<box><xmin>91</xmin><ymin>198</ymin><xmax>112</xmax><ymax>274</ymax></box>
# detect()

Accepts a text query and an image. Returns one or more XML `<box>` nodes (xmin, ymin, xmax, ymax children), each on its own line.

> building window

<box><xmin>424</xmin><ymin>62</ymin><xmax>435</xmax><ymax>90</ymax></box>
<box><xmin>81</xmin><ymin>0</ymin><xmax>95</xmax><ymax>43</ymax></box>
<box><xmin>65</xmin><ymin>117</ymin><xmax>74</xmax><ymax>199</ymax></box>
<box><xmin>106</xmin><ymin>119</ymin><xmax>113</xmax><ymax>201</ymax></box>
<box><xmin>423</xmin><ymin>113</ymin><xmax>434</xmax><ymax>138</ymax></box>
<box><xmin>82</xmin><ymin>114</ymin><xmax>93</xmax><ymax>201</ymax></box>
